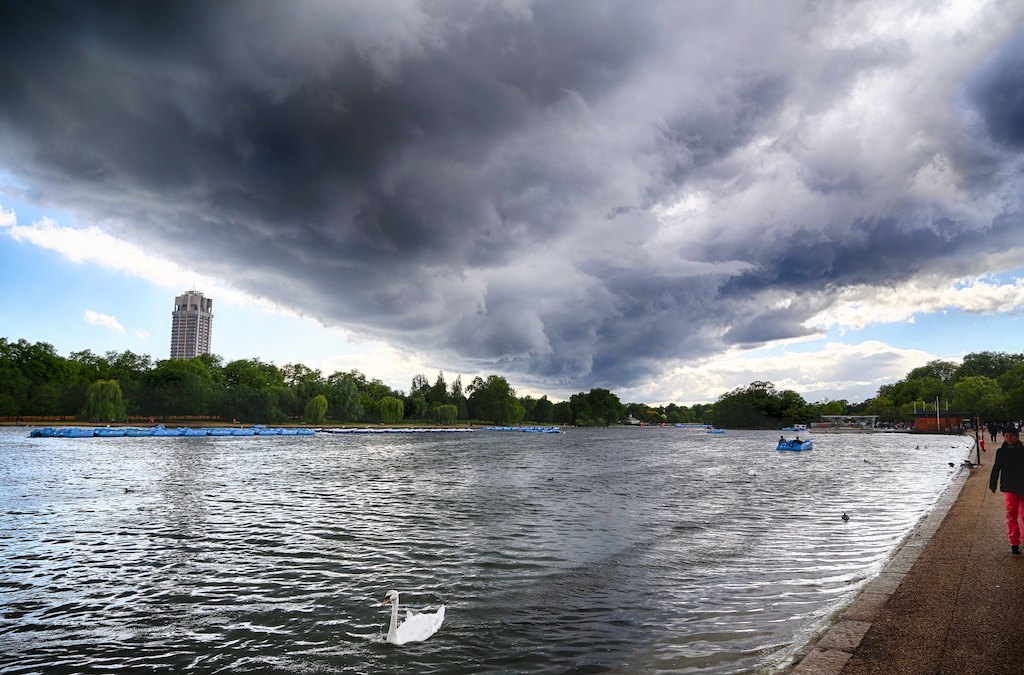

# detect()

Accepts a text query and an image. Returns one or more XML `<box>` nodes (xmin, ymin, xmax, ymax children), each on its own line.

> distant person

<box><xmin>988</xmin><ymin>421</ymin><xmax>999</xmax><ymax>443</ymax></box>
<box><xmin>989</xmin><ymin>426</ymin><xmax>1024</xmax><ymax>555</ymax></box>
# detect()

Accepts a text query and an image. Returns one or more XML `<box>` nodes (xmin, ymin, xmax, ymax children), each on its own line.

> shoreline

<box><xmin>787</xmin><ymin>463</ymin><xmax>972</xmax><ymax>672</ymax></box>
<box><xmin>787</xmin><ymin>432</ymin><xmax>983</xmax><ymax>673</ymax></box>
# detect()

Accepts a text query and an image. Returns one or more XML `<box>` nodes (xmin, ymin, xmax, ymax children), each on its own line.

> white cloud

<box><xmin>625</xmin><ymin>340</ymin><xmax>939</xmax><ymax>406</ymax></box>
<box><xmin>133</xmin><ymin>329</ymin><xmax>150</xmax><ymax>341</ymax></box>
<box><xmin>0</xmin><ymin>206</ymin><xmax>304</xmax><ymax>320</ymax></box>
<box><xmin>809</xmin><ymin>272</ymin><xmax>1024</xmax><ymax>332</ymax></box>
<box><xmin>84</xmin><ymin>310</ymin><xmax>125</xmax><ymax>334</ymax></box>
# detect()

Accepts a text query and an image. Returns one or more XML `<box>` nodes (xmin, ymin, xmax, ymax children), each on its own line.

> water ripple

<box><xmin>0</xmin><ymin>428</ymin><xmax>971</xmax><ymax>673</ymax></box>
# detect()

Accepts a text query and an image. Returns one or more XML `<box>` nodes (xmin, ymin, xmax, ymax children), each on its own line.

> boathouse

<box><xmin>911</xmin><ymin>411</ymin><xmax>968</xmax><ymax>433</ymax></box>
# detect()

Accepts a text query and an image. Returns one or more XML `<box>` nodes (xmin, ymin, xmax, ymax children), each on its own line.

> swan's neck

<box><xmin>387</xmin><ymin>599</ymin><xmax>399</xmax><ymax>643</ymax></box>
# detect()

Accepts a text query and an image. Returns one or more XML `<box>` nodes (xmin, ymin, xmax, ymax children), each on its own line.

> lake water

<box><xmin>0</xmin><ymin>427</ymin><xmax>973</xmax><ymax>674</ymax></box>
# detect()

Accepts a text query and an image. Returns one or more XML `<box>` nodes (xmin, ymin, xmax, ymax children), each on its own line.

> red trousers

<box><xmin>1004</xmin><ymin>492</ymin><xmax>1024</xmax><ymax>546</ymax></box>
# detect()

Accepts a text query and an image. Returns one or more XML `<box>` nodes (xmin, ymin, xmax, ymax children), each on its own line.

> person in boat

<box><xmin>779</xmin><ymin>435</ymin><xmax>785</xmax><ymax>443</ymax></box>
<box><xmin>794</xmin><ymin>436</ymin><xmax>801</xmax><ymax>443</ymax></box>
<box><xmin>990</xmin><ymin>425</ymin><xmax>1024</xmax><ymax>555</ymax></box>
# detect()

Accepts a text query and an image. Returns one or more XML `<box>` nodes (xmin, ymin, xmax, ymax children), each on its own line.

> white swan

<box><xmin>380</xmin><ymin>589</ymin><xmax>445</xmax><ymax>645</ymax></box>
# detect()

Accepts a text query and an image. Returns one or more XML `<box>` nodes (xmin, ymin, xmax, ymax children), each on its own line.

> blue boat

<box><xmin>777</xmin><ymin>438</ymin><xmax>812</xmax><ymax>452</ymax></box>
<box><xmin>60</xmin><ymin>427</ymin><xmax>95</xmax><ymax>438</ymax></box>
<box><xmin>94</xmin><ymin>427</ymin><xmax>127</xmax><ymax>437</ymax></box>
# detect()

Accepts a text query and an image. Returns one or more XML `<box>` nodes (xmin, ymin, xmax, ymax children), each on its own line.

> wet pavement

<box><xmin>790</xmin><ymin>433</ymin><xmax>1024</xmax><ymax>674</ymax></box>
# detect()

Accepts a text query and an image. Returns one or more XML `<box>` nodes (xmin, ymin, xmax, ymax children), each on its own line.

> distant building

<box><xmin>911</xmin><ymin>411</ymin><xmax>968</xmax><ymax>434</ymax></box>
<box><xmin>170</xmin><ymin>290</ymin><xmax>213</xmax><ymax>359</ymax></box>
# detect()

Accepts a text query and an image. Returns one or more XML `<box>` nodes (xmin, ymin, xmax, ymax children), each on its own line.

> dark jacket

<box><xmin>989</xmin><ymin>440</ymin><xmax>1024</xmax><ymax>493</ymax></box>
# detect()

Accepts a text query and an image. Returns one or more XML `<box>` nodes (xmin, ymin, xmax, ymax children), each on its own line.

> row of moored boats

<box><xmin>28</xmin><ymin>424</ymin><xmax>563</xmax><ymax>438</ymax></box>
<box><xmin>30</xmin><ymin>425</ymin><xmax>315</xmax><ymax>438</ymax></box>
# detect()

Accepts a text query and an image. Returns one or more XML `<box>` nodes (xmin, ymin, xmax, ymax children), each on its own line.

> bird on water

<box><xmin>380</xmin><ymin>590</ymin><xmax>445</xmax><ymax>645</ymax></box>
<box><xmin>841</xmin><ymin>512</ymin><xmax>850</xmax><ymax>522</ymax></box>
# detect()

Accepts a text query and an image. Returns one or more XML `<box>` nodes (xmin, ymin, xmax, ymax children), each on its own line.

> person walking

<box><xmin>989</xmin><ymin>425</ymin><xmax>1024</xmax><ymax>554</ymax></box>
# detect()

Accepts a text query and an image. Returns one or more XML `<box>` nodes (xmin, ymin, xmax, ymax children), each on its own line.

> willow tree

<box><xmin>303</xmin><ymin>394</ymin><xmax>328</xmax><ymax>424</ymax></box>
<box><xmin>434</xmin><ymin>404</ymin><xmax>458</xmax><ymax>426</ymax></box>
<box><xmin>82</xmin><ymin>379</ymin><xmax>127</xmax><ymax>422</ymax></box>
<box><xmin>378</xmin><ymin>396</ymin><xmax>405</xmax><ymax>425</ymax></box>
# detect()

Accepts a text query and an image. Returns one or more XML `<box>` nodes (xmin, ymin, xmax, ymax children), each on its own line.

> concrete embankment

<box><xmin>790</xmin><ymin>433</ymin><xmax>1024</xmax><ymax>673</ymax></box>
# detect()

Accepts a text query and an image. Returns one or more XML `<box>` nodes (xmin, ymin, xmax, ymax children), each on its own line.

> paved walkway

<box><xmin>790</xmin><ymin>433</ymin><xmax>1024</xmax><ymax>673</ymax></box>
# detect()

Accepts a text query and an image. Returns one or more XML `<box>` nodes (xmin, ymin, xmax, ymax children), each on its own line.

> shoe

<box><xmin>1012</xmin><ymin>545</ymin><xmax>1021</xmax><ymax>555</ymax></box>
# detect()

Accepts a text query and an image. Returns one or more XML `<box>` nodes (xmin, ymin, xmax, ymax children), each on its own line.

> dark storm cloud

<box><xmin>2</xmin><ymin>0</ymin><xmax>1024</xmax><ymax>392</ymax></box>
<box><xmin>969</xmin><ymin>31</ymin><xmax>1024</xmax><ymax>149</ymax></box>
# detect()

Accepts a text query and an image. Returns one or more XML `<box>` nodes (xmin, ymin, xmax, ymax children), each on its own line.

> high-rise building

<box><xmin>170</xmin><ymin>290</ymin><xmax>213</xmax><ymax>359</ymax></box>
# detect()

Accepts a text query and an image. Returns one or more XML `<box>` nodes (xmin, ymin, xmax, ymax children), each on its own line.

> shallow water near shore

<box><xmin>0</xmin><ymin>427</ymin><xmax>973</xmax><ymax>673</ymax></box>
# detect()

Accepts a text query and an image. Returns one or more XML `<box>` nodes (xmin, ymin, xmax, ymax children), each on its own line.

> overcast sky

<box><xmin>2</xmin><ymin>0</ymin><xmax>1024</xmax><ymax>405</ymax></box>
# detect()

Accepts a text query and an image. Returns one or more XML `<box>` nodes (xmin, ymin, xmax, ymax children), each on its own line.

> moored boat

<box><xmin>59</xmin><ymin>427</ymin><xmax>95</xmax><ymax>438</ymax></box>
<box><xmin>93</xmin><ymin>427</ymin><xmax>127</xmax><ymax>437</ymax></box>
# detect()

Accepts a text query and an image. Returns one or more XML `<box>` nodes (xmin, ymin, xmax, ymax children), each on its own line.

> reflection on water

<box><xmin>0</xmin><ymin>428</ymin><xmax>971</xmax><ymax>673</ymax></box>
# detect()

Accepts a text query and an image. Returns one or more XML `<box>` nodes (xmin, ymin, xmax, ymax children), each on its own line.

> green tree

<box><xmin>907</xmin><ymin>360</ymin><xmax>959</xmax><ymax>384</ymax></box>
<box><xmin>450</xmin><ymin>376</ymin><xmax>468</xmax><ymax>419</ymax></box>
<box><xmin>82</xmin><ymin>379</ymin><xmax>127</xmax><ymax>422</ymax></box>
<box><xmin>326</xmin><ymin>372</ymin><xmax>364</xmax><ymax>422</ymax></box>
<box><xmin>552</xmin><ymin>401</ymin><xmax>573</xmax><ymax>424</ymax></box>
<box><xmin>0</xmin><ymin>351</ymin><xmax>31</xmax><ymax>415</ymax></box>
<box><xmin>568</xmin><ymin>392</ymin><xmax>591</xmax><ymax>424</ymax></box>
<box><xmin>467</xmin><ymin>375</ymin><xmax>518</xmax><ymax>424</ymax></box>
<box><xmin>220</xmin><ymin>358</ymin><xmax>287</xmax><ymax>422</ymax></box>
<box><xmin>283</xmin><ymin>363</ymin><xmax>326</xmax><ymax>418</ymax></box>
<box><xmin>952</xmin><ymin>375</ymin><xmax>1006</xmax><ymax>420</ymax></box>
<box><xmin>141</xmin><ymin>358</ymin><xmax>216</xmax><ymax>417</ymax></box>
<box><xmin>709</xmin><ymin>381</ymin><xmax>804</xmax><ymax>429</ymax></box>
<box><xmin>428</xmin><ymin>372</ymin><xmax>448</xmax><ymax>406</ymax></box>
<box><xmin>406</xmin><ymin>393</ymin><xmax>429</xmax><ymax>420</ymax></box>
<box><xmin>955</xmin><ymin>352</ymin><xmax>1023</xmax><ymax>382</ymax></box>
<box><xmin>862</xmin><ymin>395</ymin><xmax>899</xmax><ymax>423</ymax></box>
<box><xmin>435</xmin><ymin>404</ymin><xmax>458</xmax><ymax>425</ymax></box>
<box><xmin>533</xmin><ymin>395</ymin><xmax>554</xmax><ymax>423</ymax></box>
<box><xmin>106</xmin><ymin>350</ymin><xmax>154</xmax><ymax>416</ymax></box>
<box><xmin>410</xmin><ymin>374</ymin><xmax>430</xmax><ymax>398</ymax></box>
<box><xmin>998</xmin><ymin>364</ymin><xmax>1024</xmax><ymax>421</ymax></box>
<box><xmin>379</xmin><ymin>396</ymin><xmax>405</xmax><ymax>424</ymax></box>
<box><xmin>303</xmin><ymin>394</ymin><xmax>328</xmax><ymax>424</ymax></box>
<box><xmin>519</xmin><ymin>395</ymin><xmax>538</xmax><ymax>422</ymax></box>
<box><xmin>344</xmin><ymin>370</ymin><xmax>401</xmax><ymax>419</ymax></box>
<box><xmin>587</xmin><ymin>388</ymin><xmax>624</xmax><ymax>426</ymax></box>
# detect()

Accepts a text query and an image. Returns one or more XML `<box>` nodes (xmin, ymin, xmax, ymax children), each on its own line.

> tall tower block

<box><xmin>170</xmin><ymin>290</ymin><xmax>213</xmax><ymax>359</ymax></box>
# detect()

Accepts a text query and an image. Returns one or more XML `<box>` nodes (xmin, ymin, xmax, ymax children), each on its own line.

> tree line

<box><xmin>705</xmin><ymin>351</ymin><xmax>1024</xmax><ymax>429</ymax></box>
<box><xmin>0</xmin><ymin>338</ymin><xmax>638</xmax><ymax>425</ymax></box>
<box><xmin>2</xmin><ymin>337</ymin><xmax>1020</xmax><ymax>428</ymax></box>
